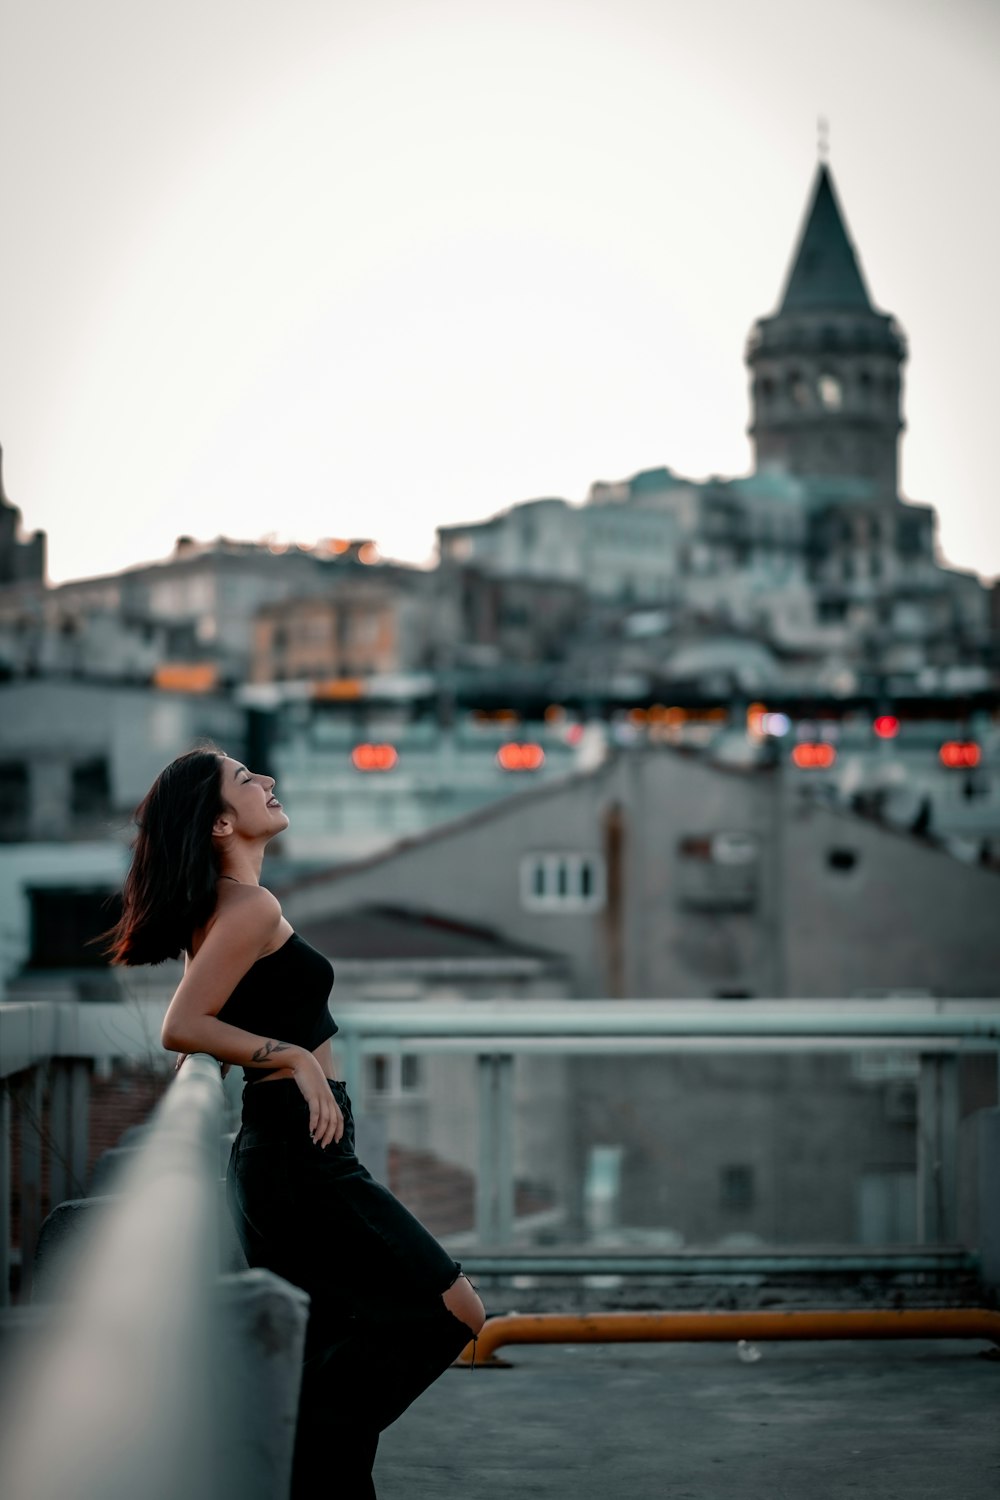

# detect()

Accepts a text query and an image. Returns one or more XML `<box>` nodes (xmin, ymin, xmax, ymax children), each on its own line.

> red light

<box><xmin>873</xmin><ymin>715</ymin><xmax>899</xmax><ymax>739</ymax></box>
<box><xmin>496</xmin><ymin>742</ymin><xmax>545</xmax><ymax>771</ymax></box>
<box><xmin>939</xmin><ymin>741</ymin><xmax>980</xmax><ymax>769</ymax></box>
<box><xmin>791</xmin><ymin>742</ymin><xmax>837</xmax><ymax>769</ymax></box>
<box><xmin>351</xmin><ymin>743</ymin><xmax>398</xmax><ymax>772</ymax></box>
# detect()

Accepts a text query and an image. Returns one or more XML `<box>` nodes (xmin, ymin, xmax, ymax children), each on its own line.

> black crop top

<box><xmin>215</xmin><ymin>932</ymin><xmax>338</xmax><ymax>1084</ymax></box>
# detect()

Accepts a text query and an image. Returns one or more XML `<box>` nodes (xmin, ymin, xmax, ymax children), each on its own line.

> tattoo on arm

<box><xmin>251</xmin><ymin>1039</ymin><xmax>291</xmax><ymax>1063</ymax></box>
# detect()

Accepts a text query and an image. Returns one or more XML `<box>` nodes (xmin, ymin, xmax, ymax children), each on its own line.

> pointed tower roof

<box><xmin>777</xmin><ymin>163</ymin><xmax>874</xmax><ymax>313</ymax></box>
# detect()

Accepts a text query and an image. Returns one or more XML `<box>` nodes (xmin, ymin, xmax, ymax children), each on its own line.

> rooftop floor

<box><xmin>376</xmin><ymin>1337</ymin><xmax>1000</xmax><ymax>1499</ymax></box>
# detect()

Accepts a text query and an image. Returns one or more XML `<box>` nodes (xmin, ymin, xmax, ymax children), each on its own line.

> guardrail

<box><xmin>329</xmin><ymin>998</ymin><xmax>1000</xmax><ymax>1255</ymax></box>
<box><xmin>0</xmin><ymin>1053</ymin><xmax>225</xmax><ymax>1500</ymax></box>
<box><xmin>2</xmin><ymin>996</ymin><xmax>998</xmax><ymax>1293</ymax></box>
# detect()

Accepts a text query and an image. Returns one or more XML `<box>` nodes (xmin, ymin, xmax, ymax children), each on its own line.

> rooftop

<box><xmin>378</xmin><ymin>1337</ymin><xmax>999</xmax><ymax>1498</ymax></box>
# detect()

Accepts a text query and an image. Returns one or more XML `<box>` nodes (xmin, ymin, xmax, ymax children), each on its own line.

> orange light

<box><xmin>357</xmin><ymin>541</ymin><xmax>379</xmax><ymax>565</ymax></box>
<box><xmin>313</xmin><ymin>678</ymin><xmax>363</xmax><ymax>700</ymax></box>
<box><xmin>873</xmin><ymin>715</ymin><xmax>900</xmax><ymax>739</ymax></box>
<box><xmin>152</xmin><ymin>662</ymin><xmax>218</xmax><ymax>693</ymax></box>
<box><xmin>939</xmin><ymin>741</ymin><xmax>980</xmax><ymax>769</ymax></box>
<box><xmin>791</xmin><ymin>742</ymin><xmax>837</xmax><ymax>769</ymax></box>
<box><xmin>496</xmin><ymin>742</ymin><xmax>545</xmax><ymax>771</ymax></box>
<box><xmin>746</xmin><ymin>701</ymin><xmax>768</xmax><ymax>738</ymax></box>
<box><xmin>351</xmin><ymin>743</ymin><xmax>398</xmax><ymax>771</ymax></box>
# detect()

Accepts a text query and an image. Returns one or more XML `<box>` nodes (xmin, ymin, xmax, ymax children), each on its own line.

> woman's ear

<box><xmin>212</xmin><ymin>812</ymin><xmax>234</xmax><ymax>840</ymax></box>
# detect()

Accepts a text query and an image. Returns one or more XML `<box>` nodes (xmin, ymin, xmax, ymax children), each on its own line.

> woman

<box><xmin>107</xmin><ymin>745</ymin><xmax>485</xmax><ymax>1499</ymax></box>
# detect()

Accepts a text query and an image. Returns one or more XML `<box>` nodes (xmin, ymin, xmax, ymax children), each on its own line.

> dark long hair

<box><xmin>105</xmin><ymin>746</ymin><xmax>229</xmax><ymax>966</ymax></box>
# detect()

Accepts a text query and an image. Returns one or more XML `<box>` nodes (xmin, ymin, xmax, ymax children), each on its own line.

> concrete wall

<box><xmin>283</xmin><ymin>748</ymin><xmax>1000</xmax><ymax>1001</ymax></box>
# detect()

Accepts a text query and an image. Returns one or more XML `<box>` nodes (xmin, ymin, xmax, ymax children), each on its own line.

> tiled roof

<box><xmin>298</xmin><ymin>903</ymin><xmax>563</xmax><ymax>965</ymax></box>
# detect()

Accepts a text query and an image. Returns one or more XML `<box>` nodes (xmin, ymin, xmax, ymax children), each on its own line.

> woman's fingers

<box><xmin>314</xmin><ymin>1096</ymin><xmax>344</xmax><ymax>1149</ymax></box>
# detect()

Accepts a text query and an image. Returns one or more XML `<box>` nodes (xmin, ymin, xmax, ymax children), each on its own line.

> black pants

<box><xmin>226</xmin><ymin>1077</ymin><xmax>474</xmax><ymax>1499</ymax></box>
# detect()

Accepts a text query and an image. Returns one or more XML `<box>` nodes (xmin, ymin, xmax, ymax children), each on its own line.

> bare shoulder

<box><xmin>196</xmin><ymin>885</ymin><xmax>283</xmax><ymax>961</ymax></box>
<box><xmin>217</xmin><ymin>883</ymin><xmax>283</xmax><ymax>921</ymax></box>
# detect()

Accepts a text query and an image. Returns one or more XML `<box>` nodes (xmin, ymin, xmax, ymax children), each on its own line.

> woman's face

<box><xmin>214</xmin><ymin>755</ymin><xmax>290</xmax><ymax>840</ymax></box>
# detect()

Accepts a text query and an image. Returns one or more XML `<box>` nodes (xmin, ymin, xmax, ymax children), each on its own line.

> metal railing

<box><xmin>329</xmin><ymin>997</ymin><xmax>1000</xmax><ymax>1257</ymax></box>
<box><xmin>0</xmin><ymin>1053</ymin><xmax>224</xmax><ymax>1500</ymax></box>
<box><xmin>2</xmin><ymin>995</ymin><xmax>999</xmax><ymax>1281</ymax></box>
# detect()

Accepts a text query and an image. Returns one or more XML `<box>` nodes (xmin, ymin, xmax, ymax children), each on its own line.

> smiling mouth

<box><xmin>267</xmin><ymin>797</ymin><xmax>282</xmax><ymax>808</ymax></box>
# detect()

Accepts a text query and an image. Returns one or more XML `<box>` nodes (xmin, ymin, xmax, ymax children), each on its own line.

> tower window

<box><xmin>787</xmin><ymin>372</ymin><xmax>808</xmax><ymax>407</ymax></box>
<box><xmin>817</xmin><ymin>373</ymin><xmax>843</xmax><ymax>409</ymax></box>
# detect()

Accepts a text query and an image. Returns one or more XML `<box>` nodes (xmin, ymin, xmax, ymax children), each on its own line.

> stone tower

<box><xmin>745</xmin><ymin>163</ymin><xmax>906</xmax><ymax>499</ymax></box>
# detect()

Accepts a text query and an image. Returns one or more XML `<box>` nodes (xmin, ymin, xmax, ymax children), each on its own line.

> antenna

<box><xmin>817</xmin><ymin>115</ymin><xmax>830</xmax><ymax>161</ymax></box>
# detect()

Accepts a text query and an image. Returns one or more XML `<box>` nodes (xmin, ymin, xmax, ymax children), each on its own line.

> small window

<box><xmin>71</xmin><ymin>757</ymin><xmax>111</xmax><ymax>819</ymax></box>
<box><xmin>27</xmin><ymin>887</ymin><xmax>121</xmax><ymax>970</ymax></box>
<box><xmin>720</xmin><ymin>1164</ymin><xmax>755</xmax><ymax>1211</ymax></box>
<box><xmin>368</xmin><ymin>1053</ymin><xmax>424</xmax><ymax>1099</ymax></box>
<box><xmin>0</xmin><ymin>760</ymin><xmax>29</xmax><ymax>842</ymax></box>
<box><xmin>400</xmin><ymin>1055</ymin><xmax>422</xmax><ymax>1092</ymax></box>
<box><xmin>827</xmin><ymin>848</ymin><xmax>858</xmax><ymax>873</ymax></box>
<box><xmin>521</xmin><ymin>853</ymin><xmax>606</xmax><ymax>911</ymax></box>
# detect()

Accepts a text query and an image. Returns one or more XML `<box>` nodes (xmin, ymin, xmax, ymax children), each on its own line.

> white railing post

<box><xmin>917</xmin><ymin>1052</ymin><xmax>960</xmax><ymax>1244</ymax></box>
<box><xmin>477</xmin><ymin>1053</ymin><xmax>516</xmax><ymax>1245</ymax></box>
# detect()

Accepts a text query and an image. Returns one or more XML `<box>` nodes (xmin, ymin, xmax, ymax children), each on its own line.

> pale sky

<box><xmin>2</xmin><ymin>0</ymin><xmax>998</xmax><ymax>585</ymax></box>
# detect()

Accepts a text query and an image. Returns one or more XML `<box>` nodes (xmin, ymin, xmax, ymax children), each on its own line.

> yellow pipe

<box><xmin>456</xmin><ymin>1307</ymin><xmax>1000</xmax><ymax>1366</ymax></box>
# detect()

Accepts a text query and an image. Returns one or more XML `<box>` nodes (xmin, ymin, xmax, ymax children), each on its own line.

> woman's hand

<box><xmin>290</xmin><ymin>1050</ymin><xmax>344</xmax><ymax>1149</ymax></box>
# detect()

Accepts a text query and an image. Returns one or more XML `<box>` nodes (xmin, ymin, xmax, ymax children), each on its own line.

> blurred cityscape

<box><xmin>1</xmin><ymin>161</ymin><xmax>998</xmax><ymax>1282</ymax></box>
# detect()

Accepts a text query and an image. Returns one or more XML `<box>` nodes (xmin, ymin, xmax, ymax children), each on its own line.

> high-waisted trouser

<box><xmin>226</xmin><ymin>1077</ymin><xmax>473</xmax><ymax>1500</ymax></box>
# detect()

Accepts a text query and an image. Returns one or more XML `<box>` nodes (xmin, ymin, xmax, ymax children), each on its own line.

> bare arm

<box><xmin>160</xmin><ymin>887</ymin><xmax>342</xmax><ymax>1144</ymax></box>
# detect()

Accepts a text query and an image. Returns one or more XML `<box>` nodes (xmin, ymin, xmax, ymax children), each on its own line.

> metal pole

<box><xmin>19</xmin><ymin>1067</ymin><xmax>45</xmax><ymax>1301</ymax></box>
<box><xmin>476</xmin><ymin>1055</ymin><xmax>498</xmax><ymax>1243</ymax></box>
<box><xmin>48</xmin><ymin>1062</ymin><xmax>70</xmax><ymax>1212</ymax></box>
<box><xmin>917</xmin><ymin>1052</ymin><xmax>959</xmax><ymax>1243</ymax></box>
<box><xmin>495</xmin><ymin>1054</ymin><xmax>515</xmax><ymax>1244</ymax></box>
<box><xmin>68</xmin><ymin>1060</ymin><xmax>90</xmax><ymax>1199</ymax></box>
<box><xmin>458</xmin><ymin>1307</ymin><xmax>1000</xmax><ymax>1366</ymax></box>
<box><xmin>0</xmin><ymin>1080</ymin><xmax>11</xmax><ymax>1308</ymax></box>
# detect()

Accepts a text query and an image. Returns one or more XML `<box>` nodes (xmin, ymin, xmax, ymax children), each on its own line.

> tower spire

<box><xmin>778</xmin><ymin>161</ymin><xmax>872</xmax><ymax>314</ymax></box>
